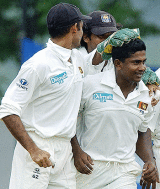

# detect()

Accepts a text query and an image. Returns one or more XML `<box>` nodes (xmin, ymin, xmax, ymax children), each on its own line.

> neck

<box><xmin>116</xmin><ymin>75</ymin><xmax>137</xmax><ymax>99</ymax></box>
<box><xmin>51</xmin><ymin>35</ymin><xmax>73</xmax><ymax>49</ymax></box>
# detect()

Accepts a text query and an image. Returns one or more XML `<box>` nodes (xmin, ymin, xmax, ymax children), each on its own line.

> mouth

<box><xmin>135</xmin><ymin>72</ymin><xmax>144</xmax><ymax>80</ymax></box>
<box><xmin>136</xmin><ymin>72</ymin><xmax>144</xmax><ymax>78</ymax></box>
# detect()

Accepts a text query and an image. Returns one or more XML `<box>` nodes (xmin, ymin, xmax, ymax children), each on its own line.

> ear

<box><xmin>83</xmin><ymin>33</ymin><xmax>90</xmax><ymax>43</ymax></box>
<box><xmin>71</xmin><ymin>23</ymin><xmax>78</xmax><ymax>33</ymax></box>
<box><xmin>114</xmin><ymin>59</ymin><xmax>123</xmax><ymax>70</ymax></box>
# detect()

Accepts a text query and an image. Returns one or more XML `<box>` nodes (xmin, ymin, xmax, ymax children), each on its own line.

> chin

<box><xmin>134</xmin><ymin>78</ymin><xmax>142</xmax><ymax>83</ymax></box>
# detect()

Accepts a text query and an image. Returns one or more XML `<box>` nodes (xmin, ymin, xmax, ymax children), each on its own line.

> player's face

<box><xmin>118</xmin><ymin>50</ymin><xmax>146</xmax><ymax>83</ymax></box>
<box><xmin>87</xmin><ymin>32</ymin><xmax>113</xmax><ymax>53</ymax></box>
<box><xmin>72</xmin><ymin>21</ymin><xmax>83</xmax><ymax>48</ymax></box>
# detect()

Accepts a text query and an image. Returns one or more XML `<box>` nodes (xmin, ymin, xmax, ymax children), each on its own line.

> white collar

<box><xmin>46</xmin><ymin>38</ymin><xmax>72</xmax><ymax>63</ymax></box>
<box><xmin>100</xmin><ymin>67</ymin><xmax>149</xmax><ymax>93</ymax></box>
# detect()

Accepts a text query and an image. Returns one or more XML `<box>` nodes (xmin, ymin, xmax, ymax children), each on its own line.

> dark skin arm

<box><xmin>71</xmin><ymin>135</ymin><xmax>94</xmax><ymax>174</ymax></box>
<box><xmin>136</xmin><ymin>128</ymin><xmax>159</xmax><ymax>189</ymax></box>
<box><xmin>2</xmin><ymin>114</ymin><xmax>54</xmax><ymax>168</ymax></box>
<box><xmin>92</xmin><ymin>51</ymin><xmax>104</xmax><ymax>65</ymax></box>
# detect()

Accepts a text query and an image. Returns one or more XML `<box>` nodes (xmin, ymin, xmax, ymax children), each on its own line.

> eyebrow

<box><xmin>131</xmin><ymin>58</ymin><xmax>147</xmax><ymax>62</ymax></box>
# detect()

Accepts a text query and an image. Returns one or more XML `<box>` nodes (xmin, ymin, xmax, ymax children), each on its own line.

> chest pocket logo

<box><xmin>93</xmin><ymin>93</ymin><xmax>113</xmax><ymax>102</ymax></box>
<box><xmin>50</xmin><ymin>72</ymin><xmax>68</xmax><ymax>84</ymax></box>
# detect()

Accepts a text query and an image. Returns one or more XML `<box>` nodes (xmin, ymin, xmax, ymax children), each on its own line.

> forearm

<box><xmin>92</xmin><ymin>51</ymin><xmax>103</xmax><ymax>65</ymax></box>
<box><xmin>71</xmin><ymin>135</ymin><xmax>82</xmax><ymax>156</ymax></box>
<box><xmin>2</xmin><ymin>114</ymin><xmax>38</xmax><ymax>153</ymax></box>
<box><xmin>136</xmin><ymin>128</ymin><xmax>154</xmax><ymax>162</ymax></box>
<box><xmin>71</xmin><ymin>135</ymin><xmax>93</xmax><ymax>174</ymax></box>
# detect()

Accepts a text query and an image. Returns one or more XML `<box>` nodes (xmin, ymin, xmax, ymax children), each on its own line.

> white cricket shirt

<box><xmin>0</xmin><ymin>39</ymin><xmax>85</xmax><ymax>139</ymax></box>
<box><xmin>77</xmin><ymin>67</ymin><xmax>153</xmax><ymax>163</ymax></box>
<box><xmin>150</xmin><ymin>68</ymin><xmax>160</xmax><ymax>146</ymax></box>
<box><xmin>78</xmin><ymin>47</ymin><xmax>114</xmax><ymax>75</ymax></box>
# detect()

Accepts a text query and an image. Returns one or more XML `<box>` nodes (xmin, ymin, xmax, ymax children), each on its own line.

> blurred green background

<box><xmin>0</xmin><ymin>0</ymin><xmax>160</xmax><ymax>188</ymax></box>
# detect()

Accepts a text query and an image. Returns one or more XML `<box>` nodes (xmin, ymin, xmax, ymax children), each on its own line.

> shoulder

<box><xmin>72</xmin><ymin>48</ymin><xmax>84</xmax><ymax>59</ymax></box>
<box><xmin>83</xmin><ymin>72</ymin><xmax>103</xmax><ymax>91</ymax></box>
<box><xmin>77</xmin><ymin>47</ymin><xmax>88</xmax><ymax>56</ymax></box>
<box><xmin>21</xmin><ymin>48</ymin><xmax>56</xmax><ymax>82</ymax></box>
<box><xmin>156</xmin><ymin>68</ymin><xmax>160</xmax><ymax>79</ymax></box>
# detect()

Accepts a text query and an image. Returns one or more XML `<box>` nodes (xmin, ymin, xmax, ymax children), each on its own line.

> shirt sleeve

<box><xmin>149</xmin><ymin>102</ymin><xmax>160</xmax><ymax>135</ymax></box>
<box><xmin>76</xmin><ymin>79</ymin><xmax>87</xmax><ymax>143</ymax></box>
<box><xmin>138</xmin><ymin>104</ymin><xmax>155</xmax><ymax>132</ymax></box>
<box><xmin>84</xmin><ymin>49</ymin><xmax>106</xmax><ymax>75</ymax></box>
<box><xmin>0</xmin><ymin>62</ymin><xmax>41</xmax><ymax>119</ymax></box>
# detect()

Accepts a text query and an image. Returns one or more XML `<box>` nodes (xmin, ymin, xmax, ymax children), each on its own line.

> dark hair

<box><xmin>80</xmin><ymin>22</ymin><xmax>92</xmax><ymax>49</ymax></box>
<box><xmin>112</xmin><ymin>38</ymin><xmax>146</xmax><ymax>63</ymax></box>
<box><xmin>48</xmin><ymin>20</ymin><xmax>81</xmax><ymax>38</ymax></box>
<box><xmin>81</xmin><ymin>22</ymin><xmax>121</xmax><ymax>50</ymax></box>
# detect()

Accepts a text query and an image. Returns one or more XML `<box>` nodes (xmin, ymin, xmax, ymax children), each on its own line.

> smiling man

<box><xmin>72</xmin><ymin>29</ymin><xmax>159</xmax><ymax>189</ymax></box>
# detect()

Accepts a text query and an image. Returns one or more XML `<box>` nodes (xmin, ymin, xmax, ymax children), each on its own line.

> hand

<box><xmin>151</xmin><ymin>98</ymin><xmax>159</xmax><ymax>107</ymax></box>
<box><xmin>142</xmin><ymin>67</ymin><xmax>160</xmax><ymax>86</ymax></box>
<box><xmin>140</xmin><ymin>160</ymin><xmax>159</xmax><ymax>189</ymax></box>
<box><xmin>74</xmin><ymin>149</ymin><xmax>94</xmax><ymax>175</ymax></box>
<box><xmin>147</xmin><ymin>84</ymin><xmax>160</xmax><ymax>97</ymax></box>
<box><xmin>97</xmin><ymin>28</ymin><xmax>140</xmax><ymax>60</ymax></box>
<box><xmin>147</xmin><ymin>84</ymin><xmax>160</xmax><ymax>106</ymax></box>
<box><xmin>29</xmin><ymin>148</ymin><xmax>54</xmax><ymax>168</ymax></box>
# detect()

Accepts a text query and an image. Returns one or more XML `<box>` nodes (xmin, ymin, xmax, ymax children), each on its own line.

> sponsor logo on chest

<box><xmin>50</xmin><ymin>72</ymin><xmax>68</xmax><ymax>84</ymax></box>
<box><xmin>93</xmin><ymin>93</ymin><xmax>113</xmax><ymax>102</ymax></box>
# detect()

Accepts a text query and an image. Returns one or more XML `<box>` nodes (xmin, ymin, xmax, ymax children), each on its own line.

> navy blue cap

<box><xmin>47</xmin><ymin>3</ymin><xmax>91</xmax><ymax>29</ymax></box>
<box><xmin>86</xmin><ymin>11</ymin><xmax>117</xmax><ymax>35</ymax></box>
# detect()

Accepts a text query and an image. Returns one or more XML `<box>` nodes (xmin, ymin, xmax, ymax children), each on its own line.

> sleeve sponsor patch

<box><xmin>16</xmin><ymin>79</ymin><xmax>29</xmax><ymax>90</ymax></box>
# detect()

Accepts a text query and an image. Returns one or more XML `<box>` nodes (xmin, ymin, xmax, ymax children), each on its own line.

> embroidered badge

<box><xmin>101</xmin><ymin>14</ymin><xmax>111</xmax><ymax>23</ymax></box>
<box><xmin>50</xmin><ymin>72</ymin><xmax>68</xmax><ymax>84</ymax></box>
<box><xmin>137</xmin><ymin>101</ymin><xmax>148</xmax><ymax>110</ymax></box>
<box><xmin>78</xmin><ymin>67</ymin><xmax>83</xmax><ymax>74</ymax></box>
<box><xmin>93</xmin><ymin>93</ymin><xmax>113</xmax><ymax>102</ymax></box>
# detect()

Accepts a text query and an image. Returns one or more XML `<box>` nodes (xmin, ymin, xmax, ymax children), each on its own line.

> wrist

<box><xmin>27</xmin><ymin>144</ymin><xmax>39</xmax><ymax>154</ymax></box>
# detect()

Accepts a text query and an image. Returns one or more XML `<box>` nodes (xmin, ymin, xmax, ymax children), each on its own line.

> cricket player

<box><xmin>0</xmin><ymin>3</ymin><xmax>91</xmax><ymax>188</ymax></box>
<box><xmin>150</xmin><ymin>68</ymin><xmax>160</xmax><ymax>189</ymax></box>
<box><xmin>72</xmin><ymin>29</ymin><xmax>159</xmax><ymax>189</ymax></box>
<box><xmin>78</xmin><ymin>11</ymin><xmax>160</xmax><ymax>94</ymax></box>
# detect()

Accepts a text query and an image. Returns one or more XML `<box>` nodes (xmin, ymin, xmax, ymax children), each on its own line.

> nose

<box><xmin>139</xmin><ymin>63</ymin><xmax>146</xmax><ymax>72</ymax></box>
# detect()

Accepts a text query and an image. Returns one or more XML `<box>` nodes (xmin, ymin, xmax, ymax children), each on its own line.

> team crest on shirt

<box><xmin>50</xmin><ymin>72</ymin><xmax>68</xmax><ymax>84</ymax></box>
<box><xmin>93</xmin><ymin>93</ymin><xmax>113</xmax><ymax>102</ymax></box>
<box><xmin>78</xmin><ymin>67</ymin><xmax>83</xmax><ymax>74</ymax></box>
<box><xmin>137</xmin><ymin>101</ymin><xmax>148</xmax><ymax>110</ymax></box>
<box><xmin>101</xmin><ymin>14</ymin><xmax>111</xmax><ymax>23</ymax></box>
<box><xmin>16</xmin><ymin>79</ymin><xmax>28</xmax><ymax>91</ymax></box>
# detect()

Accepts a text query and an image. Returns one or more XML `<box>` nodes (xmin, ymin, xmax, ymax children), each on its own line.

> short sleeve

<box><xmin>0</xmin><ymin>62</ymin><xmax>41</xmax><ymax>118</ymax></box>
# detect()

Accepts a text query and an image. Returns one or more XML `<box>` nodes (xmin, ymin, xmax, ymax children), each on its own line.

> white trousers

<box><xmin>76</xmin><ymin>160</ymin><xmax>142</xmax><ymax>189</ymax></box>
<box><xmin>153</xmin><ymin>145</ymin><xmax>160</xmax><ymax>189</ymax></box>
<box><xmin>9</xmin><ymin>131</ymin><xmax>76</xmax><ymax>189</ymax></box>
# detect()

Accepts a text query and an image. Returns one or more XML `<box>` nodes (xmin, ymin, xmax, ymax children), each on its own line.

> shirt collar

<box><xmin>100</xmin><ymin>67</ymin><xmax>149</xmax><ymax>92</ymax></box>
<box><xmin>46</xmin><ymin>38</ymin><xmax>72</xmax><ymax>63</ymax></box>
